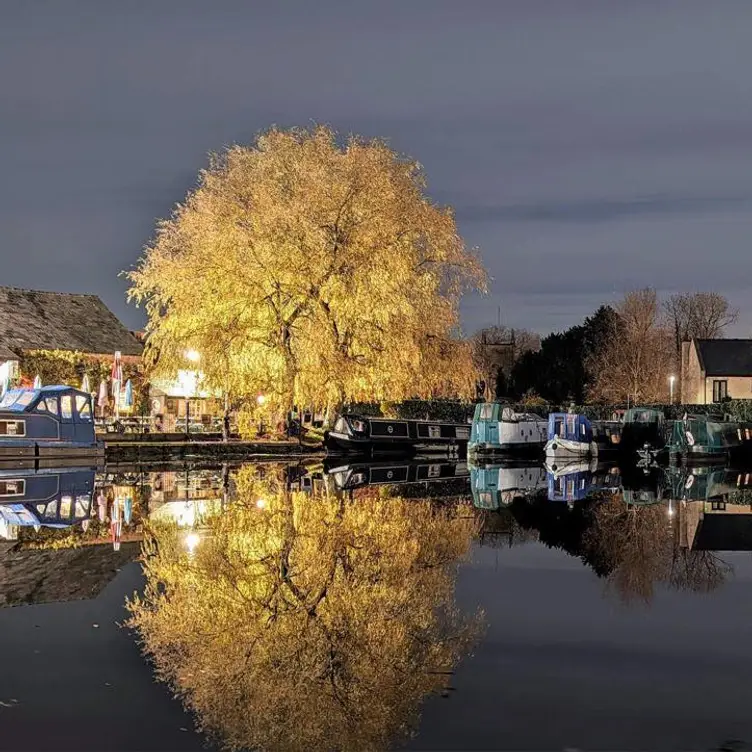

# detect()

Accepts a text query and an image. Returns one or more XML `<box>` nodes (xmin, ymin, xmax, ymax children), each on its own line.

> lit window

<box><xmin>61</xmin><ymin>395</ymin><xmax>73</xmax><ymax>419</ymax></box>
<box><xmin>75</xmin><ymin>396</ymin><xmax>92</xmax><ymax>421</ymax></box>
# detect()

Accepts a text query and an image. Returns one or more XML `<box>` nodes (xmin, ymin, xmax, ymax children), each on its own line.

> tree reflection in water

<box><xmin>505</xmin><ymin>492</ymin><xmax>733</xmax><ymax>605</ymax></box>
<box><xmin>128</xmin><ymin>466</ymin><xmax>482</xmax><ymax>752</ymax></box>
<box><xmin>583</xmin><ymin>494</ymin><xmax>732</xmax><ymax>604</ymax></box>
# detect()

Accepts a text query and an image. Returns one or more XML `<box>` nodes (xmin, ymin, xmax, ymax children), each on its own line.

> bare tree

<box><xmin>589</xmin><ymin>289</ymin><xmax>673</xmax><ymax>404</ymax></box>
<box><xmin>664</xmin><ymin>292</ymin><xmax>738</xmax><ymax>354</ymax></box>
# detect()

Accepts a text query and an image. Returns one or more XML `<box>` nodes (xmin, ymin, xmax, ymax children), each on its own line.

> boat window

<box><xmin>554</xmin><ymin>418</ymin><xmax>563</xmax><ymax>437</ymax></box>
<box><xmin>75</xmin><ymin>395</ymin><xmax>92</xmax><ymax>421</ymax></box>
<box><xmin>61</xmin><ymin>395</ymin><xmax>73</xmax><ymax>419</ymax></box>
<box><xmin>0</xmin><ymin>419</ymin><xmax>25</xmax><ymax>437</ymax></box>
<box><xmin>60</xmin><ymin>495</ymin><xmax>73</xmax><ymax>519</ymax></box>
<box><xmin>580</xmin><ymin>423</ymin><xmax>586</xmax><ymax>437</ymax></box>
<box><xmin>1</xmin><ymin>390</ymin><xmax>36</xmax><ymax>410</ymax></box>
<box><xmin>75</xmin><ymin>496</ymin><xmax>91</xmax><ymax>518</ymax></box>
<box><xmin>37</xmin><ymin>396</ymin><xmax>60</xmax><ymax>416</ymax></box>
<box><xmin>479</xmin><ymin>404</ymin><xmax>494</xmax><ymax>420</ymax></box>
<box><xmin>0</xmin><ymin>479</ymin><xmax>25</xmax><ymax>498</ymax></box>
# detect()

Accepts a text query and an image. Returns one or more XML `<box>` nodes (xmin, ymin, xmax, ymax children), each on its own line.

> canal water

<box><xmin>2</xmin><ymin>459</ymin><xmax>752</xmax><ymax>751</ymax></box>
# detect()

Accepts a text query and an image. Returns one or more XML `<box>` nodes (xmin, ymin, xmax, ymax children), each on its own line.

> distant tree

<box><xmin>128</xmin><ymin>125</ymin><xmax>486</xmax><ymax>424</ymax></box>
<box><xmin>588</xmin><ymin>289</ymin><xmax>673</xmax><ymax>404</ymax></box>
<box><xmin>509</xmin><ymin>305</ymin><xmax>617</xmax><ymax>404</ymax></box>
<box><xmin>664</xmin><ymin>292</ymin><xmax>738</xmax><ymax>350</ymax></box>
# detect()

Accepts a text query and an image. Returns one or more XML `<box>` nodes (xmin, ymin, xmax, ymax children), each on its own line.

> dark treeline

<box><xmin>497</xmin><ymin>306</ymin><xmax>617</xmax><ymax>403</ymax></box>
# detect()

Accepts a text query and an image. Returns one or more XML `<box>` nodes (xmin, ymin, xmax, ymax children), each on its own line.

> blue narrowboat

<box><xmin>469</xmin><ymin>403</ymin><xmax>548</xmax><ymax>455</ymax></box>
<box><xmin>544</xmin><ymin>413</ymin><xmax>621</xmax><ymax>461</ymax></box>
<box><xmin>324</xmin><ymin>414</ymin><xmax>470</xmax><ymax>456</ymax></box>
<box><xmin>546</xmin><ymin>461</ymin><xmax>621</xmax><ymax>504</ymax></box>
<box><xmin>0</xmin><ymin>386</ymin><xmax>103</xmax><ymax>458</ymax></box>
<box><xmin>0</xmin><ymin>465</ymin><xmax>96</xmax><ymax>539</ymax></box>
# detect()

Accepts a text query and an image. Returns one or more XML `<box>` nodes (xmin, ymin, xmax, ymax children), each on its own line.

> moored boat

<box><xmin>324</xmin><ymin>414</ymin><xmax>470</xmax><ymax>456</ymax></box>
<box><xmin>0</xmin><ymin>386</ymin><xmax>104</xmax><ymax>459</ymax></box>
<box><xmin>325</xmin><ymin>458</ymin><xmax>469</xmax><ymax>491</ymax></box>
<box><xmin>544</xmin><ymin>413</ymin><xmax>621</xmax><ymax>461</ymax></box>
<box><xmin>469</xmin><ymin>403</ymin><xmax>547</xmax><ymax>455</ymax></box>
<box><xmin>469</xmin><ymin>461</ymin><xmax>547</xmax><ymax>510</ymax></box>
<box><xmin>667</xmin><ymin>414</ymin><xmax>745</xmax><ymax>464</ymax></box>
<box><xmin>0</xmin><ymin>464</ymin><xmax>96</xmax><ymax>539</ymax></box>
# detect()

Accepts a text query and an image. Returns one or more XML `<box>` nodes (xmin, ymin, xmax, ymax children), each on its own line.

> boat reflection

<box><xmin>0</xmin><ymin>464</ymin><xmax>95</xmax><ymax>540</ymax></box>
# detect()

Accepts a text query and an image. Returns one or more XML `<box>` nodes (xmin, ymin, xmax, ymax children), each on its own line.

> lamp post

<box><xmin>256</xmin><ymin>393</ymin><xmax>266</xmax><ymax>437</ymax></box>
<box><xmin>669</xmin><ymin>375</ymin><xmax>676</xmax><ymax>405</ymax></box>
<box><xmin>184</xmin><ymin>350</ymin><xmax>200</xmax><ymax>436</ymax></box>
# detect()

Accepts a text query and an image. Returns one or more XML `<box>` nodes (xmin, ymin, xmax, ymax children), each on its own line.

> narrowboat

<box><xmin>470</xmin><ymin>461</ymin><xmax>547</xmax><ymax>510</ymax></box>
<box><xmin>325</xmin><ymin>459</ymin><xmax>469</xmax><ymax>491</ymax></box>
<box><xmin>324</xmin><ymin>414</ymin><xmax>470</xmax><ymax>456</ymax></box>
<box><xmin>0</xmin><ymin>386</ymin><xmax>103</xmax><ymax>458</ymax></box>
<box><xmin>546</xmin><ymin>461</ymin><xmax>621</xmax><ymax>504</ymax></box>
<box><xmin>619</xmin><ymin>407</ymin><xmax>667</xmax><ymax>457</ymax></box>
<box><xmin>544</xmin><ymin>413</ymin><xmax>621</xmax><ymax>461</ymax></box>
<box><xmin>468</xmin><ymin>403</ymin><xmax>547</xmax><ymax>455</ymax></box>
<box><xmin>667</xmin><ymin>414</ymin><xmax>745</xmax><ymax>464</ymax></box>
<box><xmin>0</xmin><ymin>465</ymin><xmax>96</xmax><ymax>539</ymax></box>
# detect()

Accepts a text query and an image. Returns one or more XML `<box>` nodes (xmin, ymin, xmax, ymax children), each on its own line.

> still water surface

<box><xmin>1</xmin><ymin>459</ymin><xmax>752</xmax><ymax>751</ymax></box>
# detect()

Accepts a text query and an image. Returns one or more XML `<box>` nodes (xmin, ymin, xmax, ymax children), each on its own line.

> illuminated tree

<box><xmin>128</xmin><ymin>467</ymin><xmax>481</xmax><ymax>751</ymax></box>
<box><xmin>127</xmin><ymin>126</ymin><xmax>486</xmax><ymax>420</ymax></box>
<box><xmin>588</xmin><ymin>289</ymin><xmax>673</xmax><ymax>404</ymax></box>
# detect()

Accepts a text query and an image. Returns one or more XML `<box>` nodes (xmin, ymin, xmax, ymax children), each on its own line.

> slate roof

<box><xmin>695</xmin><ymin>339</ymin><xmax>752</xmax><ymax>377</ymax></box>
<box><xmin>0</xmin><ymin>286</ymin><xmax>142</xmax><ymax>358</ymax></box>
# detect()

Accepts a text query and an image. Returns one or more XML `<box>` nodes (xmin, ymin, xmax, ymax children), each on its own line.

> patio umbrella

<box><xmin>97</xmin><ymin>379</ymin><xmax>109</xmax><ymax>416</ymax></box>
<box><xmin>123</xmin><ymin>379</ymin><xmax>133</xmax><ymax>409</ymax></box>
<box><xmin>97</xmin><ymin>492</ymin><xmax>107</xmax><ymax>523</ymax></box>
<box><xmin>111</xmin><ymin>351</ymin><xmax>123</xmax><ymax>418</ymax></box>
<box><xmin>0</xmin><ymin>370</ymin><xmax>9</xmax><ymax>399</ymax></box>
<box><xmin>81</xmin><ymin>373</ymin><xmax>91</xmax><ymax>393</ymax></box>
<box><xmin>123</xmin><ymin>494</ymin><xmax>133</xmax><ymax>525</ymax></box>
<box><xmin>33</xmin><ymin>374</ymin><xmax>42</xmax><ymax>389</ymax></box>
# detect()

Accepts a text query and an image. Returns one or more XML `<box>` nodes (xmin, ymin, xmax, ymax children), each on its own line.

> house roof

<box><xmin>695</xmin><ymin>339</ymin><xmax>752</xmax><ymax>377</ymax></box>
<box><xmin>0</xmin><ymin>286</ymin><xmax>143</xmax><ymax>358</ymax></box>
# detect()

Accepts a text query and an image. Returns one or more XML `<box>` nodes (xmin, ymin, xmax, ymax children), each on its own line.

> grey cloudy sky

<box><xmin>2</xmin><ymin>0</ymin><xmax>752</xmax><ymax>334</ymax></box>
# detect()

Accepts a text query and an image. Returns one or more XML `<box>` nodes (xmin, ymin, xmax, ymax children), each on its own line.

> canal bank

<box><xmin>103</xmin><ymin>434</ymin><xmax>323</xmax><ymax>463</ymax></box>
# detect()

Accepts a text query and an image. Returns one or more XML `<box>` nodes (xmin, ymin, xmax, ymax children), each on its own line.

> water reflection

<box><xmin>128</xmin><ymin>465</ymin><xmax>482</xmax><ymax>752</ymax></box>
<box><xmin>5</xmin><ymin>457</ymin><xmax>752</xmax><ymax>747</ymax></box>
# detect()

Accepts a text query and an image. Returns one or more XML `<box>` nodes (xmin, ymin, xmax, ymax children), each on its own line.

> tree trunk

<box><xmin>222</xmin><ymin>392</ymin><xmax>231</xmax><ymax>443</ymax></box>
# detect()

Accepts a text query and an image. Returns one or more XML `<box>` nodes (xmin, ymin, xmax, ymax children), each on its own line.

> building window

<box><xmin>711</xmin><ymin>500</ymin><xmax>726</xmax><ymax>511</ymax></box>
<box><xmin>712</xmin><ymin>380</ymin><xmax>728</xmax><ymax>403</ymax></box>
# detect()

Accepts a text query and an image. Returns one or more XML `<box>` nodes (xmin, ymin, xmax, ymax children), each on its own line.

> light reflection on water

<box><xmin>2</xmin><ymin>458</ymin><xmax>752</xmax><ymax>750</ymax></box>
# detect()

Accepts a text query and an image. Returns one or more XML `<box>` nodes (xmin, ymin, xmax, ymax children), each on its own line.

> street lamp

<box><xmin>669</xmin><ymin>375</ymin><xmax>676</xmax><ymax>404</ymax></box>
<box><xmin>184</xmin><ymin>350</ymin><xmax>201</xmax><ymax>436</ymax></box>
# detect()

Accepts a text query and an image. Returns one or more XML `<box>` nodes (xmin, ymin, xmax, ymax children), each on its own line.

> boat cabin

<box><xmin>547</xmin><ymin>413</ymin><xmax>593</xmax><ymax>444</ymax></box>
<box><xmin>469</xmin><ymin>403</ymin><xmax>547</xmax><ymax>453</ymax></box>
<box><xmin>620</xmin><ymin>408</ymin><xmax>665</xmax><ymax>452</ymax></box>
<box><xmin>0</xmin><ymin>467</ymin><xmax>95</xmax><ymax>539</ymax></box>
<box><xmin>0</xmin><ymin>386</ymin><xmax>98</xmax><ymax>453</ymax></box>
<box><xmin>668</xmin><ymin>415</ymin><xmax>740</xmax><ymax>461</ymax></box>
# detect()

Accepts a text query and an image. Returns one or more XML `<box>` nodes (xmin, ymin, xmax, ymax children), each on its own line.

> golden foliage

<box><xmin>127</xmin><ymin>126</ymin><xmax>486</xmax><ymax>412</ymax></box>
<box><xmin>128</xmin><ymin>466</ymin><xmax>482</xmax><ymax>751</ymax></box>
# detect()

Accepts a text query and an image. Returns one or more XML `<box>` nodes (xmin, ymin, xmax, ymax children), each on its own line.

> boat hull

<box><xmin>0</xmin><ymin>439</ymin><xmax>104</xmax><ymax>459</ymax></box>
<box><xmin>544</xmin><ymin>437</ymin><xmax>598</xmax><ymax>460</ymax></box>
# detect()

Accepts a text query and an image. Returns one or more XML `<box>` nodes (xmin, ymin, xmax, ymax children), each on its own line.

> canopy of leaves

<box><xmin>128</xmin><ymin>467</ymin><xmax>481</xmax><ymax>751</ymax></box>
<box><xmin>128</xmin><ymin>126</ymin><xmax>486</xmax><ymax>413</ymax></box>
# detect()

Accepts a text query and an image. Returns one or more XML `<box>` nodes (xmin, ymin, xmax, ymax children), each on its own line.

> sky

<box><xmin>2</xmin><ymin>0</ymin><xmax>752</xmax><ymax>336</ymax></box>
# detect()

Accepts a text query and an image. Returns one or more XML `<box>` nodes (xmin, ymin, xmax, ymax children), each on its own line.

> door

<box><xmin>59</xmin><ymin>393</ymin><xmax>76</xmax><ymax>441</ymax></box>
